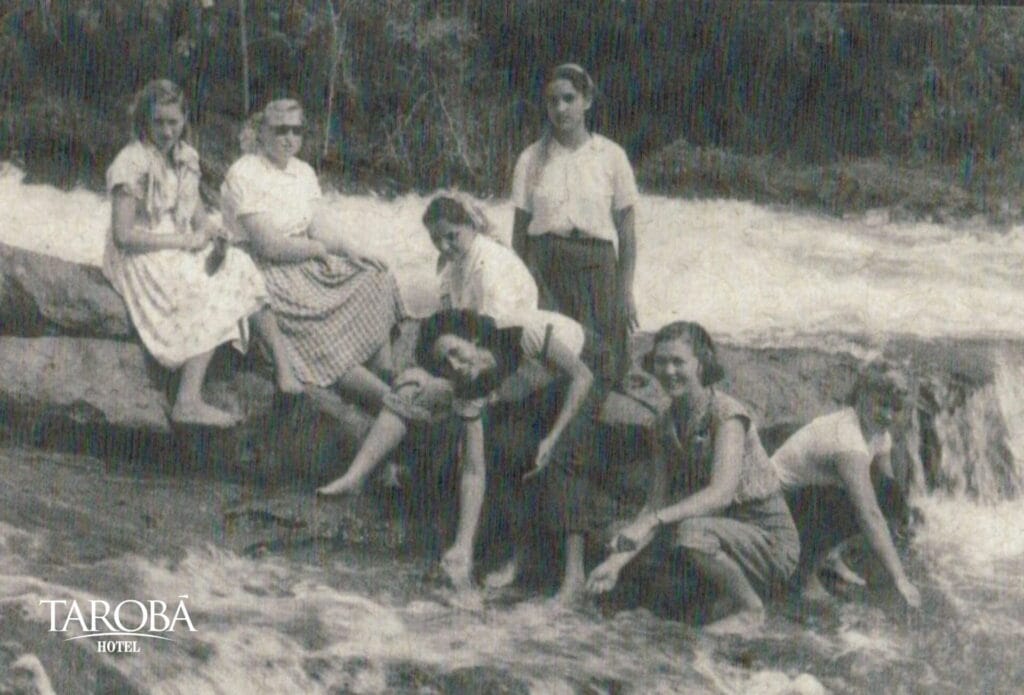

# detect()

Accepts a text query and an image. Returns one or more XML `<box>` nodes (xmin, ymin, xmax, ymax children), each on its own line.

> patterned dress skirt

<box><xmin>259</xmin><ymin>256</ymin><xmax>405</xmax><ymax>387</ymax></box>
<box><xmin>105</xmin><ymin>242</ymin><xmax>267</xmax><ymax>369</ymax></box>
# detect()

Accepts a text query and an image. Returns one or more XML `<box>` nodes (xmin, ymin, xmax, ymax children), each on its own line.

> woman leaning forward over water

<box><xmin>221</xmin><ymin>98</ymin><xmax>403</xmax><ymax>408</ymax></box>
<box><xmin>586</xmin><ymin>322</ymin><xmax>799</xmax><ymax>634</ymax></box>
<box><xmin>511</xmin><ymin>63</ymin><xmax>639</xmax><ymax>384</ymax></box>
<box><xmin>405</xmin><ymin>308</ymin><xmax>604</xmax><ymax>601</ymax></box>
<box><xmin>104</xmin><ymin>79</ymin><xmax>286</xmax><ymax>427</ymax></box>
<box><xmin>771</xmin><ymin>364</ymin><xmax>921</xmax><ymax>608</ymax></box>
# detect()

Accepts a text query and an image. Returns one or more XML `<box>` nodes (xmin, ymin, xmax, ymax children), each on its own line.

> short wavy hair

<box><xmin>641</xmin><ymin>320</ymin><xmax>726</xmax><ymax>387</ymax></box>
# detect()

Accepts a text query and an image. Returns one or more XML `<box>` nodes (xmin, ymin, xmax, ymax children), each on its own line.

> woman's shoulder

<box><xmin>224</xmin><ymin>153</ymin><xmax>265</xmax><ymax>179</ymax></box>
<box><xmin>106</xmin><ymin>140</ymin><xmax>153</xmax><ymax>190</ymax></box>
<box><xmin>710</xmin><ymin>390</ymin><xmax>754</xmax><ymax>426</ymax></box>
<box><xmin>108</xmin><ymin>140</ymin><xmax>151</xmax><ymax>171</ymax></box>
<box><xmin>590</xmin><ymin>133</ymin><xmax>631</xmax><ymax>159</ymax></box>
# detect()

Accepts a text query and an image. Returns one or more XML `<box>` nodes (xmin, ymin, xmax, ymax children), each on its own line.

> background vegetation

<box><xmin>2</xmin><ymin>1</ymin><xmax>1024</xmax><ymax>219</ymax></box>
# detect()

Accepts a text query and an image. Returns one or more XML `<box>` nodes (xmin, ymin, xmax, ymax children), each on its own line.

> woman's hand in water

<box><xmin>895</xmin><ymin>577</ymin><xmax>921</xmax><ymax>608</ymax></box>
<box><xmin>522</xmin><ymin>435</ymin><xmax>556</xmax><ymax>481</ymax></box>
<box><xmin>586</xmin><ymin>556</ymin><xmax>625</xmax><ymax>594</ymax></box>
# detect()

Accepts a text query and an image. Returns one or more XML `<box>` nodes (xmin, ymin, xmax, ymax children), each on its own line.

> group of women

<box><xmin>106</xmin><ymin>67</ymin><xmax>920</xmax><ymax>635</ymax></box>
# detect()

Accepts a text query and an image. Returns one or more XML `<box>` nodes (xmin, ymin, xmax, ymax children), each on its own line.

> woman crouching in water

<box><xmin>771</xmin><ymin>364</ymin><xmax>921</xmax><ymax>608</ymax></box>
<box><xmin>586</xmin><ymin>321</ymin><xmax>799</xmax><ymax>634</ymax></box>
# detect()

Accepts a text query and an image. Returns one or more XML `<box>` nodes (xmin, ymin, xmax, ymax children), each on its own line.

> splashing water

<box><xmin>2</xmin><ymin>163</ymin><xmax>1024</xmax><ymax>692</ymax></box>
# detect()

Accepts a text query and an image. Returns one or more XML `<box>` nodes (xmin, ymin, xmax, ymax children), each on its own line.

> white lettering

<box><xmin>61</xmin><ymin>601</ymin><xmax>88</xmax><ymax>633</ymax></box>
<box><xmin>39</xmin><ymin>600</ymin><xmax>67</xmax><ymax>631</ymax></box>
<box><xmin>149</xmin><ymin>600</ymin><xmax>170</xmax><ymax>632</ymax></box>
<box><xmin>170</xmin><ymin>595</ymin><xmax>197</xmax><ymax>632</ymax></box>
<box><xmin>89</xmin><ymin>600</ymin><xmax>115</xmax><ymax>633</ymax></box>
<box><xmin>113</xmin><ymin>600</ymin><xmax>147</xmax><ymax>633</ymax></box>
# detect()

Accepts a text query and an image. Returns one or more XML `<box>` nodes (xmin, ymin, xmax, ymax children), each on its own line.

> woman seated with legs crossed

<box><xmin>221</xmin><ymin>98</ymin><xmax>404</xmax><ymax>408</ymax></box>
<box><xmin>587</xmin><ymin>322</ymin><xmax>799</xmax><ymax>634</ymax></box>
<box><xmin>770</xmin><ymin>364</ymin><xmax>921</xmax><ymax>608</ymax></box>
<box><xmin>105</xmin><ymin>79</ymin><xmax>289</xmax><ymax>426</ymax></box>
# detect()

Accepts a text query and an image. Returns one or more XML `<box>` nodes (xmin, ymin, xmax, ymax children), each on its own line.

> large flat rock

<box><xmin>0</xmin><ymin>241</ymin><xmax>131</xmax><ymax>337</ymax></box>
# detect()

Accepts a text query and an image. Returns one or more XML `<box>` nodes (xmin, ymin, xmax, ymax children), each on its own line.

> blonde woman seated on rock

<box><xmin>221</xmin><ymin>98</ymin><xmax>405</xmax><ymax>410</ymax></box>
<box><xmin>104</xmin><ymin>79</ymin><xmax>292</xmax><ymax>427</ymax></box>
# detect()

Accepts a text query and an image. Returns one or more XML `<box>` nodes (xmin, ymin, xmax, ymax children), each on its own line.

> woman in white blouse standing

<box><xmin>511</xmin><ymin>63</ymin><xmax>640</xmax><ymax>384</ymax></box>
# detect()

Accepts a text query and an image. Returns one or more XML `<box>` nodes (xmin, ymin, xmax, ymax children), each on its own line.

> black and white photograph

<box><xmin>0</xmin><ymin>2</ymin><xmax>1021</xmax><ymax>693</ymax></box>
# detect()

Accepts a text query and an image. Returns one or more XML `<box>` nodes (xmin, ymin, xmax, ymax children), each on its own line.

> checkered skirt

<box><xmin>259</xmin><ymin>256</ymin><xmax>404</xmax><ymax>387</ymax></box>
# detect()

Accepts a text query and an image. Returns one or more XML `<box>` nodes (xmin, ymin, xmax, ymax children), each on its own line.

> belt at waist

<box><xmin>530</xmin><ymin>228</ymin><xmax>612</xmax><ymax>244</ymax></box>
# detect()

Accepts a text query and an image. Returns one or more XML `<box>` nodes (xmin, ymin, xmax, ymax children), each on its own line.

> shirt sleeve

<box><xmin>610</xmin><ymin>143</ymin><xmax>639</xmax><ymax>211</ymax></box>
<box><xmin>105</xmin><ymin>143</ymin><xmax>148</xmax><ymax>199</ymax></box>
<box><xmin>510</xmin><ymin>146</ymin><xmax>534</xmax><ymax>212</ymax></box>
<box><xmin>221</xmin><ymin>158</ymin><xmax>267</xmax><ymax>219</ymax></box>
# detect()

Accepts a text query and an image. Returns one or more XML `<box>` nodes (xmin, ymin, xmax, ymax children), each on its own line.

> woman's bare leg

<box><xmin>553</xmin><ymin>533</ymin><xmax>587</xmax><ymax>605</ymax></box>
<box><xmin>172</xmin><ymin>349</ymin><xmax>239</xmax><ymax>427</ymax></box>
<box><xmin>251</xmin><ymin>308</ymin><xmax>303</xmax><ymax>394</ymax></box>
<box><xmin>689</xmin><ymin>549</ymin><xmax>765</xmax><ymax>635</ymax></box>
<box><xmin>317</xmin><ymin>409</ymin><xmax>408</xmax><ymax>496</ymax></box>
<box><xmin>336</xmin><ymin>365</ymin><xmax>391</xmax><ymax>410</ymax></box>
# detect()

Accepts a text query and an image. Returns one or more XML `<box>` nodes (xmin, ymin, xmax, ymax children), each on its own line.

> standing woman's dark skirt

<box><xmin>524</xmin><ymin>234</ymin><xmax>629</xmax><ymax>384</ymax></box>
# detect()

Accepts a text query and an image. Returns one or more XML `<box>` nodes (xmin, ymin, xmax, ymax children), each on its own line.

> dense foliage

<box><xmin>2</xmin><ymin>1</ymin><xmax>1024</xmax><ymax>217</ymax></box>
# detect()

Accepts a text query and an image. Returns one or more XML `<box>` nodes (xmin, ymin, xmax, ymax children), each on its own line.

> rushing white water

<box><xmin>4</xmin><ymin>163</ymin><xmax>1024</xmax><ymax>347</ymax></box>
<box><xmin>2</xmin><ymin>162</ymin><xmax>1024</xmax><ymax>693</ymax></box>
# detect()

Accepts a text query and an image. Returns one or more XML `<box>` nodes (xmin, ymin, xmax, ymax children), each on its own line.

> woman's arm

<box><xmin>613</xmin><ymin>205</ymin><xmax>638</xmax><ymax>330</ymax></box>
<box><xmin>237</xmin><ymin>212</ymin><xmax>328</xmax><ymax>263</ymax></box>
<box><xmin>836</xmin><ymin>453</ymin><xmax>921</xmax><ymax>607</ymax></box>
<box><xmin>309</xmin><ymin>206</ymin><xmax>387</xmax><ymax>269</ymax></box>
<box><xmin>110</xmin><ymin>190</ymin><xmax>207</xmax><ymax>253</ymax></box>
<box><xmin>614</xmin><ymin>416</ymin><xmax>746</xmax><ymax>549</ymax></box>
<box><xmin>512</xmin><ymin>208</ymin><xmax>532</xmax><ymax>260</ymax></box>
<box><xmin>522</xmin><ymin>335</ymin><xmax>594</xmax><ymax>480</ymax></box>
<box><xmin>586</xmin><ymin>445</ymin><xmax>668</xmax><ymax>593</ymax></box>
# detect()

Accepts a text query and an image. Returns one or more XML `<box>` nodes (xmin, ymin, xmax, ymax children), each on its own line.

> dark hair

<box><xmin>131</xmin><ymin>79</ymin><xmax>186</xmax><ymax>143</ymax></box>
<box><xmin>414</xmin><ymin>309</ymin><xmax>522</xmax><ymax>398</ymax></box>
<box><xmin>528</xmin><ymin>63</ymin><xmax>597</xmax><ymax>191</ymax></box>
<box><xmin>847</xmin><ymin>361</ymin><xmax>910</xmax><ymax>407</ymax></box>
<box><xmin>547</xmin><ymin>63</ymin><xmax>596</xmax><ymax>100</ymax></box>
<box><xmin>422</xmin><ymin>196</ymin><xmax>475</xmax><ymax>229</ymax></box>
<box><xmin>641</xmin><ymin>321</ymin><xmax>725</xmax><ymax>387</ymax></box>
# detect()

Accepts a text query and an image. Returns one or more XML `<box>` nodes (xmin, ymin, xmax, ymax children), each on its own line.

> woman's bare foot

<box><xmin>823</xmin><ymin>553</ymin><xmax>866</xmax><ymax>587</ymax></box>
<box><xmin>483</xmin><ymin>558</ymin><xmax>519</xmax><ymax>590</ymax></box>
<box><xmin>704</xmin><ymin>608</ymin><xmax>765</xmax><ymax>636</ymax></box>
<box><xmin>171</xmin><ymin>400</ymin><xmax>240</xmax><ymax>428</ymax></box>
<box><xmin>800</xmin><ymin>572</ymin><xmax>834</xmax><ymax>604</ymax></box>
<box><xmin>441</xmin><ymin>549</ymin><xmax>473</xmax><ymax>591</ymax></box>
<box><xmin>317</xmin><ymin>476</ymin><xmax>361</xmax><ymax>497</ymax></box>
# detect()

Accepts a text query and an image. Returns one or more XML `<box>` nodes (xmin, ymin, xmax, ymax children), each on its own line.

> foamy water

<box><xmin>4</xmin><ymin>163</ymin><xmax>1024</xmax><ymax>346</ymax></box>
<box><xmin>3</xmin><ymin>162</ymin><xmax>1024</xmax><ymax>692</ymax></box>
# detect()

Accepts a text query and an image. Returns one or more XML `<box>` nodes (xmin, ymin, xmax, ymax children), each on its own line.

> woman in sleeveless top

<box><xmin>587</xmin><ymin>321</ymin><xmax>799</xmax><ymax>634</ymax></box>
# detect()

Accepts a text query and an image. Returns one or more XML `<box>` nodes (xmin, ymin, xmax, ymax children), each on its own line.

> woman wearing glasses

<box><xmin>770</xmin><ymin>364</ymin><xmax>921</xmax><ymax>608</ymax></box>
<box><xmin>221</xmin><ymin>98</ymin><xmax>403</xmax><ymax>407</ymax></box>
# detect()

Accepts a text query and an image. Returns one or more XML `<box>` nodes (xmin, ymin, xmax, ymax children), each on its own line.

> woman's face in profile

<box><xmin>431</xmin><ymin>334</ymin><xmax>495</xmax><ymax>385</ymax></box>
<box><xmin>260</xmin><ymin>107</ymin><xmax>304</xmax><ymax>167</ymax></box>
<box><xmin>651</xmin><ymin>338</ymin><xmax>703</xmax><ymax>400</ymax></box>
<box><xmin>427</xmin><ymin>219</ymin><xmax>475</xmax><ymax>262</ymax></box>
<box><xmin>148</xmin><ymin>102</ymin><xmax>185</xmax><ymax>154</ymax></box>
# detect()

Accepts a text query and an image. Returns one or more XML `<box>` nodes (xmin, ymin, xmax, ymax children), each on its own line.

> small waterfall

<box><xmin>918</xmin><ymin>345</ymin><xmax>1024</xmax><ymax>502</ymax></box>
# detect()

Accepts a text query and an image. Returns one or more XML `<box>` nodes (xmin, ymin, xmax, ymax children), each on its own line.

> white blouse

<box><xmin>511</xmin><ymin>133</ymin><xmax>638</xmax><ymax>251</ymax></box>
<box><xmin>220</xmin><ymin>154</ymin><xmax>322</xmax><ymax>241</ymax></box>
